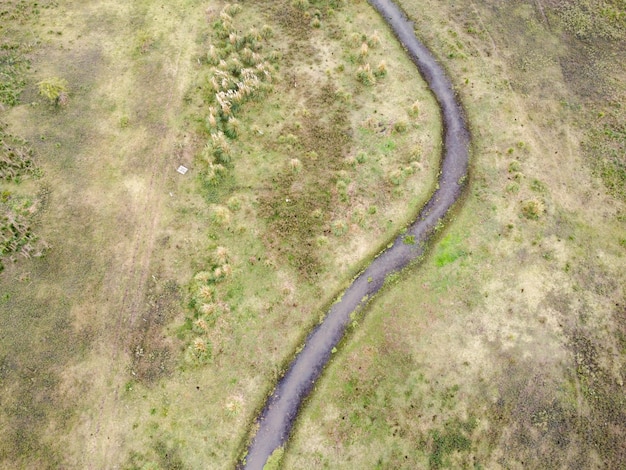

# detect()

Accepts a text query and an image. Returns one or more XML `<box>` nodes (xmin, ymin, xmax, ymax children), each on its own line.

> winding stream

<box><xmin>241</xmin><ymin>1</ymin><xmax>470</xmax><ymax>468</ymax></box>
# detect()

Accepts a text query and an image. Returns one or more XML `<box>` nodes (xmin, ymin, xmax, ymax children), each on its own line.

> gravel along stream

<box><xmin>241</xmin><ymin>1</ymin><xmax>470</xmax><ymax>468</ymax></box>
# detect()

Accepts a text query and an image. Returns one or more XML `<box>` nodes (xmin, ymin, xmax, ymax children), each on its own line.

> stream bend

<box><xmin>241</xmin><ymin>1</ymin><xmax>470</xmax><ymax>468</ymax></box>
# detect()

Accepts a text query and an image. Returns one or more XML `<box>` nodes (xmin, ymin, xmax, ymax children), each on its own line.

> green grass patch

<box><xmin>433</xmin><ymin>232</ymin><xmax>466</xmax><ymax>267</ymax></box>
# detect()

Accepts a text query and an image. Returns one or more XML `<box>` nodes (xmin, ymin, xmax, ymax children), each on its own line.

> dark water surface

<box><xmin>241</xmin><ymin>1</ymin><xmax>470</xmax><ymax>468</ymax></box>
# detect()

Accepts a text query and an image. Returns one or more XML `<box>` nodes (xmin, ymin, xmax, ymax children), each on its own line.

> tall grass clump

<box><xmin>183</xmin><ymin>245</ymin><xmax>236</xmax><ymax>365</ymax></box>
<box><xmin>356</xmin><ymin>63</ymin><xmax>376</xmax><ymax>86</ymax></box>
<box><xmin>199</xmin><ymin>3</ymin><xmax>276</xmax><ymax>184</ymax></box>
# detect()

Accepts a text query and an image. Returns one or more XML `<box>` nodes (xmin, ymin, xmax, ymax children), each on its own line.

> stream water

<box><xmin>240</xmin><ymin>1</ymin><xmax>470</xmax><ymax>467</ymax></box>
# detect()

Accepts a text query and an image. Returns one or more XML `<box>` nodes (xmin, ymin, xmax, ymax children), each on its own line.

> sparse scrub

<box><xmin>0</xmin><ymin>46</ymin><xmax>28</xmax><ymax>106</ymax></box>
<box><xmin>0</xmin><ymin>133</ymin><xmax>34</xmax><ymax>181</ymax></box>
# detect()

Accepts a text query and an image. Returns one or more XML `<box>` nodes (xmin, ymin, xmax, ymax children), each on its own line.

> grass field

<box><xmin>0</xmin><ymin>0</ymin><xmax>624</xmax><ymax>468</ymax></box>
<box><xmin>0</xmin><ymin>0</ymin><xmax>446</xmax><ymax>468</ymax></box>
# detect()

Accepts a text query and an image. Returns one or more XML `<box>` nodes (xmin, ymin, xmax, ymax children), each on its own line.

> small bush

<box><xmin>359</xmin><ymin>42</ymin><xmax>369</xmax><ymax>61</ymax></box>
<box><xmin>227</xmin><ymin>196</ymin><xmax>241</xmax><ymax>211</ymax></box>
<box><xmin>186</xmin><ymin>337</ymin><xmax>212</xmax><ymax>364</ymax></box>
<box><xmin>331</xmin><ymin>220</ymin><xmax>348</xmax><ymax>237</ymax></box>
<box><xmin>408</xmin><ymin>100</ymin><xmax>420</xmax><ymax>117</ymax></box>
<box><xmin>389</xmin><ymin>169</ymin><xmax>405</xmax><ymax>185</ymax></box>
<box><xmin>393</xmin><ymin>120</ymin><xmax>408</xmax><ymax>134</ymax></box>
<box><xmin>211</xmin><ymin>205</ymin><xmax>231</xmax><ymax>225</ymax></box>
<box><xmin>289</xmin><ymin>158</ymin><xmax>302</xmax><ymax>172</ymax></box>
<box><xmin>291</xmin><ymin>0</ymin><xmax>309</xmax><ymax>10</ymax></box>
<box><xmin>508</xmin><ymin>160</ymin><xmax>521</xmax><ymax>173</ymax></box>
<box><xmin>521</xmin><ymin>199</ymin><xmax>544</xmax><ymax>220</ymax></box>
<box><xmin>261</xmin><ymin>24</ymin><xmax>274</xmax><ymax>39</ymax></box>
<box><xmin>37</xmin><ymin>77</ymin><xmax>68</xmax><ymax>105</ymax></box>
<box><xmin>213</xmin><ymin>246</ymin><xmax>230</xmax><ymax>264</ymax></box>
<box><xmin>367</xmin><ymin>30</ymin><xmax>381</xmax><ymax>48</ymax></box>
<box><xmin>223</xmin><ymin>3</ymin><xmax>242</xmax><ymax>17</ymax></box>
<box><xmin>374</xmin><ymin>60</ymin><xmax>387</xmax><ymax>78</ymax></box>
<box><xmin>356</xmin><ymin>63</ymin><xmax>376</xmax><ymax>86</ymax></box>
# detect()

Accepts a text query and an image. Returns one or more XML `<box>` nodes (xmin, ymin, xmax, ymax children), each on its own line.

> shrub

<box><xmin>389</xmin><ymin>168</ymin><xmax>405</xmax><ymax>185</ymax></box>
<box><xmin>359</xmin><ymin>42</ymin><xmax>369</xmax><ymax>61</ymax></box>
<box><xmin>393</xmin><ymin>120</ymin><xmax>408</xmax><ymax>133</ymax></box>
<box><xmin>261</xmin><ymin>24</ymin><xmax>274</xmax><ymax>39</ymax></box>
<box><xmin>356</xmin><ymin>63</ymin><xmax>375</xmax><ymax>86</ymax></box>
<box><xmin>207</xmin><ymin>45</ymin><xmax>221</xmax><ymax>65</ymax></box>
<box><xmin>224</xmin><ymin>117</ymin><xmax>240</xmax><ymax>139</ymax></box>
<box><xmin>205</xmin><ymin>163</ymin><xmax>226</xmax><ymax>185</ymax></box>
<box><xmin>213</xmin><ymin>246</ymin><xmax>230</xmax><ymax>264</ymax></box>
<box><xmin>186</xmin><ymin>337</ymin><xmax>212</xmax><ymax>364</ymax></box>
<box><xmin>374</xmin><ymin>60</ymin><xmax>387</xmax><ymax>78</ymax></box>
<box><xmin>227</xmin><ymin>196</ymin><xmax>241</xmax><ymax>211</ymax></box>
<box><xmin>210</xmin><ymin>205</ymin><xmax>231</xmax><ymax>225</ymax></box>
<box><xmin>367</xmin><ymin>30</ymin><xmax>381</xmax><ymax>48</ymax></box>
<box><xmin>37</xmin><ymin>77</ymin><xmax>68</xmax><ymax>105</ymax></box>
<box><xmin>289</xmin><ymin>158</ymin><xmax>302</xmax><ymax>172</ymax></box>
<box><xmin>291</xmin><ymin>0</ymin><xmax>309</xmax><ymax>10</ymax></box>
<box><xmin>223</xmin><ymin>3</ymin><xmax>242</xmax><ymax>16</ymax></box>
<box><xmin>210</xmin><ymin>131</ymin><xmax>232</xmax><ymax>163</ymax></box>
<box><xmin>331</xmin><ymin>220</ymin><xmax>348</xmax><ymax>237</ymax></box>
<box><xmin>197</xmin><ymin>285</ymin><xmax>214</xmax><ymax>302</ymax></box>
<box><xmin>521</xmin><ymin>199</ymin><xmax>544</xmax><ymax>220</ymax></box>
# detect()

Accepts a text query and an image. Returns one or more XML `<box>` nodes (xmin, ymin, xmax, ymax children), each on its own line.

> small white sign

<box><xmin>176</xmin><ymin>165</ymin><xmax>188</xmax><ymax>175</ymax></box>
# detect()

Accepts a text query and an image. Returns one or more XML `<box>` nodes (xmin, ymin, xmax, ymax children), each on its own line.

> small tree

<box><xmin>37</xmin><ymin>77</ymin><xmax>68</xmax><ymax>105</ymax></box>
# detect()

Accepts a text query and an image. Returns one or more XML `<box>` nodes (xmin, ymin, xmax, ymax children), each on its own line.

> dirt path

<box><xmin>71</xmin><ymin>6</ymin><xmax>199</xmax><ymax>465</ymax></box>
<box><xmin>240</xmin><ymin>0</ymin><xmax>470</xmax><ymax>468</ymax></box>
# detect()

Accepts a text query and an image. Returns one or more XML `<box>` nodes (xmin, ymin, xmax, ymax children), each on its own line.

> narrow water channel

<box><xmin>240</xmin><ymin>1</ymin><xmax>470</xmax><ymax>468</ymax></box>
